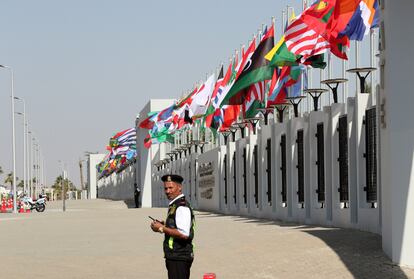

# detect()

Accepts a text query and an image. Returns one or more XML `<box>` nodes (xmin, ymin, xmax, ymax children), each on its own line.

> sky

<box><xmin>0</xmin><ymin>0</ymin><xmax>376</xmax><ymax>188</ymax></box>
<box><xmin>0</xmin><ymin>0</ymin><xmax>306</xmax><ymax>187</ymax></box>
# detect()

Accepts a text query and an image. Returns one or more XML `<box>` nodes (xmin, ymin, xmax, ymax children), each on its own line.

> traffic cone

<box><xmin>18</xmin><ymin>201</ymin><xmax>25</xmax><ymax>213</ymax></box>
<box><xmin>7</xmin><ymin>198</ymin><xmax>12</xmax><ymax>211</ymax></box>
<box><xmin>0</xmin><ymin>199</ymin><xmax>6</xmax><ymax>213</ymax></box>
<box><xmin>25</xmin><ymin>203</ymin><xmax>31</xmax><ymax>213</ymax></box>
<box><xmin>203</xmin><ymin>273</ymin><xmax>216</xmax><ymax>279</ymax></box>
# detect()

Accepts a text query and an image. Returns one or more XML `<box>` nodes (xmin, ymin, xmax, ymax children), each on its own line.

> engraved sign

<box><xmin>199</xmin><ymin>162</ymin><xmax>215</xmax><ymax>200</ymax></box>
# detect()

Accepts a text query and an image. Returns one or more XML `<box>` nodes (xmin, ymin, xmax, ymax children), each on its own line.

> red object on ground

<box><xmin>7</xmin><ymin>198</ymin><xmax>12</xmax><ymax>210</ymax></box>
<box><xmin>1</xmin><ymin>199</ymin><xmax>6</xmax><ymax>213</ymax></box>
<box><xmin>18</xmin><ymin>201</ymin><xmax>25</xmax><ymax>213</ymax></box>
<box><xmin>203</xmin><ymin>273</ymin><xmax>216</xmax><ymax>279</ymax></box>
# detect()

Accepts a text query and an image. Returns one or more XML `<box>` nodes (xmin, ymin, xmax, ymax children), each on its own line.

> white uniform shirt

<box><xmin>169</xmin><ymin>194</ymin><xmax>191</xmax><ymax>237</ymax></box>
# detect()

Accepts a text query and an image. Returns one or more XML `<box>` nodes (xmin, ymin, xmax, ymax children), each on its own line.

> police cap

<box><xmin>161</xmin><ymin>174</ymin><xmax>184</xmax><ymax>184</ymax></box>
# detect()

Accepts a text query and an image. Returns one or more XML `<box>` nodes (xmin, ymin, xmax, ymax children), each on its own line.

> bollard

<box><xmin>25</xmin><ymin>202</ymin><xmax>31</xmax><ymax>213</ymax></box>
<box><xmin>0</xmin><ymin>199</ymin><xmax>6</xmax><ymax>213</ymax></box>
<box><xmin>203</xmin><ymin>273</ymin><xmax>216</xmax><ymax>279</ymax></box>
<box><xmin>7</xmin><ymin>198</ymin><xmax>12</xmax><ymax>211</ymax></box>
<box><xmin>18</xmin><ymin>201</ymin><xmax>25</xmax><ymax>213</ymax></box>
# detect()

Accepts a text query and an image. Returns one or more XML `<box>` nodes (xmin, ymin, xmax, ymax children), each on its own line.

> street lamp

<box><xmin>15</xmin><ymin>97</ymin><xmax>27</xmax><ymax>194</ymax></box>
<box><xmin>58</xmin><ymin>160</ymin><xmax>66</xmax><ymax>212</ymax></box>
<box><xmin>0</xmin><ymin>64</ymin><xmax>17</xmax><ymax>213</ymax></box>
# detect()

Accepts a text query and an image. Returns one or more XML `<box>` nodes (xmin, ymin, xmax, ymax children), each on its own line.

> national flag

<box><xmin>338</xmin><ymin>0</ymin><xmax>380</xmax><ymax>41</ymax></box>
<box><xmin>157</xmin><ymin>104</ymin><xmax>176</xmax><ymax>122</ymax></box>
<box><xmin>189</xmin><ymin>73</ymin><xmax>216</xmax><ymax>118</ymax></box>
<box><xmin>267</xmin><ymin>66</ymin><xmax>302</xmax><ymax>106</ymax></box>
<box><xmin>243</xmin><ymin>80</ymin><xmax>268</xmax><ymax>118</ymax></box>
<box><xmin>205</xmin><ymin>65</ymin><xmax>225</xmax><ymax>128</ymax></box>
<box><xmin>139</xmin><ymin>112</ymin><xmax>159</xmax><ymax>130</ymax></box>
<box><xmin>284</xmin><ymin>0</ymin><xmax>349</xmax><ymax>60</ymax></box>
<box><xmin>265</xmin><ymin>36</ymin><xmax>326</xmax><ymax>68</ymax></box>
<box><xmin>144</xmin><ymin>127</ymin><xmax>174</xmax><ymax>149</ymax></box>
<box><xmin>221</xmin><ymin>25</ymin><xmax>275</xmax><ymax>106</ymax></box>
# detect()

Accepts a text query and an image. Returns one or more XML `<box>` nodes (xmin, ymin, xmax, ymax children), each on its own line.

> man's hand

<box><xmin>150</xmin><ymin>221</ymin><xmax>163</xmax><ymax>232</ymax></box>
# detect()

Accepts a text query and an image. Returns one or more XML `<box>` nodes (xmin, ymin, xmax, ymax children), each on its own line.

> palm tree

<box><xmin>17</xmin><ymin>180</ymin><xmax>24</xmax><ymax>189</ymax></box>
<box><xmin>4</xmin><ymin>172</ymin><xmax>18</xmax><ymax>187</ymax></box>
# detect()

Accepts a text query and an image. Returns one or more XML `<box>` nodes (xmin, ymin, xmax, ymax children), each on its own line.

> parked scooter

<box><xmin>19</xmin><ymin>194</ymin><xmax>46</xmax><ymax>212</ymax></box>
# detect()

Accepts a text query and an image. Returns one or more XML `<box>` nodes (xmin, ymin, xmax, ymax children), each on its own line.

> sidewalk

<box><xmin>0</xmin><ymin>199</ymin><xmax>413</xmax><ymax>278</ymax></box>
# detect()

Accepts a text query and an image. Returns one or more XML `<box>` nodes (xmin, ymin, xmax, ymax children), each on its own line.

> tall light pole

<box><xmin>32</xmin><ymin>138</ymin><xmax>37</xmax><ymax>198</ymax></box>
<box><xmin>59</xmin><ymin>160</ymin><xmax>66</xmax><ymax>212</ymax></box>
<box><xmin>0</xmin><ymin>64</ymin><xmax>17</xmax><ymax>213</ymax></box>
<box><xmin>15</xmin><ymin>97</ymin><xmax>27</xmax><ymax>194</ymax></box>
<box><xmin>28</xmin><ymin>130</ymin><xmax>32</xmax><ymax>197</ymax></box>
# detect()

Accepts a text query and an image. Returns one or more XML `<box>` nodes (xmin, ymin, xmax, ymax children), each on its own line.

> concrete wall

<box><xmin>149</xmin><ymin>95</ymin><xmax>383</xmax><ymax>254</ymax></box>
<box><xmin>381</xmin><ymin>0</ymin><xmax>414</xmax><ymax>267</ymax></box>
<box><xmin>86</xmin><ymin>153</ymin><xmax>106</xmax><ymax>199</ymax></box>
<box><xmin>97</xmin><ymin>165</ymin><xmax>135</xmax><ymax>201</ymax></box>
<box><xmin>136</xmin><ymin>99</ymin><xmax>175</xmax><ymax>208</ymax></box>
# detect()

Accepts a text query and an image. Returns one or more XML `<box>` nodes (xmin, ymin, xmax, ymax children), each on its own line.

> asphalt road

<box><xmin>0</xmin><ymin>199</ymin><xmax>413</xmax><ymax>279</ymax></box>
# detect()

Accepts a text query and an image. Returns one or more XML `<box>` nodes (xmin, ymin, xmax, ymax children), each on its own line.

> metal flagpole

<box><xmin>342</xmin><ymin>49</ymin><xmax>348</xmax><ymax>102</ymax></box>
<box><xmin>355</xmin><ymin>41</ymin><xmax>360</xmax><ymax>94</ymax></box>
<box><xmin>370</xmin><ymin>29</ymin><xmax>375</xmax><ymax>100</ymax></box>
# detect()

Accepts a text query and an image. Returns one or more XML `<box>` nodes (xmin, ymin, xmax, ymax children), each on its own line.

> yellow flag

<box><xmin>264</xmin><ymin>8</ymin><xmax>297</xmax><ymax>62</ymax></box>
<box><xmin>265</xmin><ymin>36</ymin><xmax>285</xmax><ymax>61</ymax></box>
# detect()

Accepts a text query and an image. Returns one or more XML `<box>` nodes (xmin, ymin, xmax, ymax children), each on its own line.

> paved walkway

<box><xmin>0</xmin><ymin>199</ymin><xmax>413</xmax><ymax>279</ymax></box>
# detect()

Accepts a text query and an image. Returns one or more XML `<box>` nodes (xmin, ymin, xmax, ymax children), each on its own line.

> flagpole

<box><xmin>342</xmin><ymin>49</ymin><xmax>348</xmax><ymax>103</ymax></box>
<box><xmin>301</xmin><ymin>0</ymin><xmax>311</xmax><ymax>114</ymax></box>
<box><xmin>355</xmin><ymin>41</ymin><xmax>360</xmax><ymax>94</ymax></box>
<box><xmin>267</xmin><ymin>16</ymin><xmax>275</xmax><ymax>113</ymax></box>
<box><xmin>370</xmin><ymin>29</ymin><xmax>375</xmax><ymax>99</ymax></box>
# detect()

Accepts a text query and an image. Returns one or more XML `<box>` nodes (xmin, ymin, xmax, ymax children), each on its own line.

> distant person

<box><xmin>150</xmin><ymin>174</ymin><xmax>195</xmax><ymax>279</ymax></box>
<box><xmin>134</xmin><ymin>183</ymin><xmax>141</xmax><ymax>208</ymax></box>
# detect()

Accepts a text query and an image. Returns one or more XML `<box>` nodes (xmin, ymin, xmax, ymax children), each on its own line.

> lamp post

<box><xmin>15</xmin><ymin>97</ymin><xmax>27</xmax><ymax>194</ymax></box>
<box><xmin>0</xmin><ymin>64</ymin><xmax>17</xmax><ymax>213</ymax></box>
<box><xmin>58</xmin><ymin>160</ymin><xmax>66</xmax><ymax>212</ymax></box>
<box><xmin>28</xmin><ymin>131</ymin><xmax>32</xmax><ymax>197</ymax></box>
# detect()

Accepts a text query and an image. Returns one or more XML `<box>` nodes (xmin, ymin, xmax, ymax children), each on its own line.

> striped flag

<box><xmin>285</xmin><ymin>19</ymin><xmax>331</xmax><ymax>60</ymax></box>
<box><xmin>284</xmin><ymin>0</ymin><xmax>348</xmax><ymax>60</ymax></box>
<box><xmin>243</xmin><ymin>80</ymin><xmax>268</xmax><ymax>118</ymax></box>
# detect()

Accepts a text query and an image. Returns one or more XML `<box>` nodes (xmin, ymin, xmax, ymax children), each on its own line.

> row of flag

<box><xmin>139</xmin><ymin>0</ymin><xmax>379</xmax><ymax>148</ymax></box>
<box><xmin>97</xmin><ymin>128</ymin><xmax>137</xmax><ymax>179</ymax></box>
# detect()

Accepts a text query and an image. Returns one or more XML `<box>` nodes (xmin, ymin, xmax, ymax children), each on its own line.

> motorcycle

<box><xmin>19</xmin><ymin>194</ymin><xmax>46</xmax><ymax>212</ymax></box>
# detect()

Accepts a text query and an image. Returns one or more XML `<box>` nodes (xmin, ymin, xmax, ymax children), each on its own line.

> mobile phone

<box><xmin>149</xmin><ymin>216</ymin><xmax>160</xmax><ymax>222</ymax></box>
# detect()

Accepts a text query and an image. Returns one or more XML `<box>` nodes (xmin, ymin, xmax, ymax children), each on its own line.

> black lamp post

<box><xmin>320</xmin><ymin>78</ymin><xmax>348</xmax><ymax>103</ymax></box>
<box><xmin>198</xmin><ymin>141</ymin><xmax>208</xmax><ymax>153</ymax></box>
<box><xmin>229</xmin><ymin>126</ymin><xmax>238</xmax><ymax>142</ymax></box>
<box><xmin>256</xmin><ymin>107</ymin><xmax>274</xmax><ymax>125</ymax></box>
<box><xmin>220</xmin><ymin>129</ymin><xmax>231</xmax><ymax>145</ymax></box>
<box><xmin>191</xmin><ymin>140</ymin><xmax>200</xmax><ymax>153</ymax></box>
<box><xmin>233</xmin><ymin>121</ymin><xmax>248</xmax><ymax>138</ymax></box>
<box><xmin>304</xmin><ymin>89</ymin><xmax>329</xmax><ymax>111</ymax></box>
<box><xmin>271</xmin><ymin>103</ymin><xmax>291</xmax><ymax>123</ymax></box>
<box><xmin>244</xmin><ymin>117</ymin><xmax>262</xmax><ymax>135</ymax></box>
<box><xmin>285</xmin><ymin>96</ymin><xmax>306</xmax><ymax>117</ymax></box>
<box><xmin>346</xmin><ymin>67</ymin><xmax>376</xmax><ymax>93</ymax></box>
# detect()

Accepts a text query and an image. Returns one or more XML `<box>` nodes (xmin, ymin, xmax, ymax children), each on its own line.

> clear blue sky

<box><xmin>0</xmin><ymin>0</ymin><xmax>374</xmax><ymax>187</ymax></box>
<box><xmin>0</xmin><ymin>0</ymin><xmax>304</xmax><ymax>186</ymax></box>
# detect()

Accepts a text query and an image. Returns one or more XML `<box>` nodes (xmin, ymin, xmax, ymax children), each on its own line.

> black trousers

<box><xmin>165</xmin><ymin>259</ymin><xmax>193</xmax><ymax>279</ymax></box>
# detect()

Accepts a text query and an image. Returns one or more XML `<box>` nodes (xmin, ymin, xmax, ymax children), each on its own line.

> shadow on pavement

<box><xmin>303</xmin><ymin>229</ymin><xmax>409</xmax><ymax>279</ymax></box>
<box><xmin>123</xmin><ymin>199</ymin><xmax>137</xmax><ymax>208</ymax></box>
<box><xmin>195</xmin><ymin>211</ymin><xmax>410</xmax><ymax>279</ymax></box>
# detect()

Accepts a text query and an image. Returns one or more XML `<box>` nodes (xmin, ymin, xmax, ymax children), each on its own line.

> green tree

<box><xmin>4</xmin><ymin>172</ymin><xmax>18</xmax><ymax>187</ymax></box>
<box><xmin>51</xmin><ymin>175</ymin><xmax>77</xmax><ymax>199</ymax></box>
<box><xmin>17</xmin><ymin>180</ymin><xmax>24</xmax><ymax>189</ymax></box>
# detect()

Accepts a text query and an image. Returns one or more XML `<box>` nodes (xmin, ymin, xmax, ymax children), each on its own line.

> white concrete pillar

<box><xmin>381</xmin><ymin>1</ymin><xmax>414</xmax><ymax>267</ymax></box>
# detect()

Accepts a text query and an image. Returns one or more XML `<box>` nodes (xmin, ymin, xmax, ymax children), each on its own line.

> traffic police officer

<box><xmin>150</xmin><ymin>174</ymin><xmax>195</xmax><ymax>279</ymax></box>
